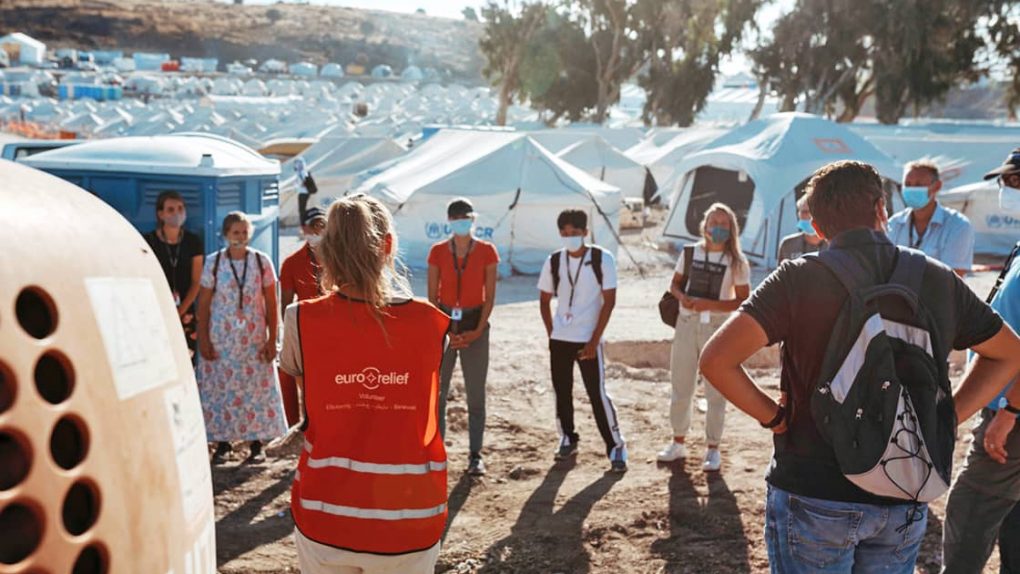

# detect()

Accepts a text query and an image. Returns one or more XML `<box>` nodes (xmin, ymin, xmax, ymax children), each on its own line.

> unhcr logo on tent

<box><xmin>425</xmin><ymin>222</ymin><xmax>496</xmax><ymax>240</ymax></box>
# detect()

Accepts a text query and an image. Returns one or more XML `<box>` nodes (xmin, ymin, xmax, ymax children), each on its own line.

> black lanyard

<box><xmin>451</xmin><ymin>239</ymin><xmax>474</xmax><ymax>306</ymax></box>
<box><xmin>226</xmin><ymin>250</ymin><xmax>249</xmax><ymax>312</ymax></box>
<box><xmin>908</xmin><ymin>212</ymin><xmax>926</xmax><ymax>249</ymax></box>
<box><xmin>703</xmin><ymin>248</ymin><xmax>725</xmax><ymax>266</ymax></box>
<box><xmin>160</xmin><ymin>230</ymin><xmax>183</xmax><ymax>291</ymax></box>
<box><xmin>307</xmin><ymin>244</ymin><xmax>324</xmax><ymax>296</ymax></box>
<box><xmin>565</xmin><ymin>250</ymin><xmax>586</xmax><ymax>309</ymax></box>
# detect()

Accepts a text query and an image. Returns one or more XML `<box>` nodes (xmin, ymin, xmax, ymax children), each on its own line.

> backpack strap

<box><xmin>590</xmin><ymin>246</ymin><xmax>603</xmax><ymax>287</ymax></box>
<box><xmin>550</xmin><ymin>250</ymin><xmax>562</xmax><ymax>293</ymax></box>
<box><xmin>803</xmin><ymin>249</ymin><xmax>872</xmax><ymax>295</ymax></box>
<box><xmin>887</xmin><ymin>247</ymin><xmax>927</xmax><ymax>297</ymax></box>
<box><xmin>987</xmin><ymin>241</ymin><xmax>1020</xmax><ymax>304</ymax></box>
<box><xmin>212</xmin><ymin>250</ymin><xmax>222</xmax><ymax>293</ymax></box>
<box><xmin>679</xmin><ymin>245</ymin><xmax>695</xmax><ymax>292</ymax></box>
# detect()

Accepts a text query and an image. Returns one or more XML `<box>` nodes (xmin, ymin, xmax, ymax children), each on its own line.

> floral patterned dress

<box><xmin>197</xmin><ymin>248</ymin><xmax>287</xmax><ymax>442</ymax></box>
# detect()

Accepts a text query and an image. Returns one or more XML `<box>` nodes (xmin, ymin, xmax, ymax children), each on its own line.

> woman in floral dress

<box><xmin>196</xmin><ymin>211</ymin><xmax>286</xmax><ymax>464</ymax></box>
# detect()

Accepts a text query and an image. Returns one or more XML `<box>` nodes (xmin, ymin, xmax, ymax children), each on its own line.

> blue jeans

<box><xmin>765</xmin><ymin>486</ymin><xmax>927</xmax><ymax>573</ymax></box>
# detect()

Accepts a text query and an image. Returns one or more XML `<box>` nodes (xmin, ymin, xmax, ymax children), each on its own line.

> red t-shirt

<box><xmin>280</xmin><ymin>243</ymin><xmax>323</xmax><ymax>302</ymax></box>
<box><xmin>427</xmin><ymin>239</ymin><xmax>499</xmax><ymax>309</ymax></box>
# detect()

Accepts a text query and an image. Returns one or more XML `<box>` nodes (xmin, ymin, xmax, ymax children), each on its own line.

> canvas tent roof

<box><xmin>278</xmin><ymin>136</ymin><xmax>407</xmax><ymax>226</ymax></box>
<box><xmin>553</xmin><ymin>135</ymin><xmax>647</xmax><ymax>200</ymax></box>
<box><xmin>625</xmin><ymin>128</ymin><xmax>725</xmax><ymax>200</ymax></box>
<box><xmin>663</xmin><ymin>113</ymin><xmax>902</xmax><ymax>268</ymax></box>
<box><xmin>354</xmin><ymin>130</ymin><xmax>623</xmax><ymax>275</ymax></box>
<box><xmin>22</xmin><ymin>133</ymin><xmax>279</xmax><ymax>177</ymax></box>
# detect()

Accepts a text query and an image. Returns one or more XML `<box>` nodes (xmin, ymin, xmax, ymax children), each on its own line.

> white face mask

<box><xmin>561</xmin><ymin>236</ymin><xmax>584</xmax><ymax>252</ymax></box>
<box><xmin>1000</xmin><ymin>185</ymin><xmax>1020</xmax><ymax>213</ymax></box>
<box><xmin>306</xmin><ymin>234</ymin><xmax>323</xmax><ymax>248</ymax></box>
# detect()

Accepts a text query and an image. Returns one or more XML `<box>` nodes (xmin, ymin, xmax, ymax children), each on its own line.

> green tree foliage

<box><xmin>479</xmin><ymin>1</ymin><xmax>548</xmax><ymax>125</ymax></box>
<box><xmin>519</xmin><ymin>11</ymin><xmax>598</xmax><ymax>123</ymax></box>
<box><xmin>986</xmin><ymin>0</ymin><xmax>1020</xmax><ymax>118</ymax></box>
<box><xmin>463</xmin><ymin>7</ymin><xmax>480</xmax><ymax>21</ymax></box>
<box><xmin>636</xmin><ymin>0</ymin><xmax>763</xmax><ymax>126</ymax></box>
<box><xmin>753</xmin><ymin>0</ymin><xmax>991</xmax><ymax>124</ymax></box>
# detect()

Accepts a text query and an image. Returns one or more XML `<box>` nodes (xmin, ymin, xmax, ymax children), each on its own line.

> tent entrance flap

<box><xmin>684</xmin><ymin>166</ymin><xmax>754</xmax><ymax>236</ymax></box>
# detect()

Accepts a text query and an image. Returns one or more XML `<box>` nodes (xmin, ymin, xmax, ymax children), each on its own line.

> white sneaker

<box><xmin>656</xmin><ymin>442</ymin><xmax>687</xmax><ymax>462</ymax></box>
<box><xmin>703</xmin><ymin>449</ymin><xmax>722</xmax><ymax>472</ymax></box>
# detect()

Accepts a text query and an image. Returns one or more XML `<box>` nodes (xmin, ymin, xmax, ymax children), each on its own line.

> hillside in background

<box><xmin>0</xmin><ymin>0</ymin><xmax>486</xmax><ymax>81</ymax></box>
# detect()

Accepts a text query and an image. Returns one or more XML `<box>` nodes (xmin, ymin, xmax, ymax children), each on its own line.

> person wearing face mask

<box><xmin>941</xmin><ymin>149</ymin><xmax>1020</xmax><ymax>574</ymax></box>
<box><xmin>427</xmin><ymin>198</ymin><xmax>499</xmax><ymax>476</ymax></box>
<box><xmin>144</xmin><ymin>191</ymin><xmax>204</xmax><ymax>359</ymax></box>
<box><xmin>778</xmin><ymin>196</ymin><xmax>828</xmax><ymax>263</ymax></box>
<box><xmin>277</xmin><ymin>206</ymin><xmax>328</xmax><ymax>427</ymax></box>
<box><xmin>196</xmin><ymin>211</ymin><xmax>287</xmax><ymax>464</ymax></box>
<box><xmin>538</xmin><ymin>209</ymin><xmax>627</xmax><ymax>473</ymax></box>
<box><xmin>888</xmin><ymin>160</ymin><xmax>974</xmax><ymax>277</ymax></box>
<box><xmin>657</xmin><ymin>203</ymin><xmax>751</xmax><ymax>472</ymax></box>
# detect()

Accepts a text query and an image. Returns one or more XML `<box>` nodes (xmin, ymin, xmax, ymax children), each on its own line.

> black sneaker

<box><xmin>467</xmin><ymin>455</ymin><xmax>486</xmax><ymax>476</ymax></box>
<box><xmin>554</xmin><ymin>437</ymin><xmax>578</xmax><ymax>461</ymax></box>
<box><xmin>211</xmin><ymin>442</ymin><xmax>232</xmax><ymax>465</ymax></box>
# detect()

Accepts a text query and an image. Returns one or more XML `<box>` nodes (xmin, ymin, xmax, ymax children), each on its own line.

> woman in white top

<box><xmin>657</xmin><ymin>203</ymin><xmax>751</xmax><ymax>472</ymax></box>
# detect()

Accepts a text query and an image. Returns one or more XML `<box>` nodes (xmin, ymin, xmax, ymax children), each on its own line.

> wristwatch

<box><xmin>998</xmin><ymin>397</ymin><xmax>1020</xmax><ymax>416</ymax></box>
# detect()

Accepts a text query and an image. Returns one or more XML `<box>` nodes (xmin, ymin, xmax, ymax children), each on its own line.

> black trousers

<box><xmin>298</xmin><ymin>193</ymin><xmax>310</xmax><ymax>224</ymax></box>
<box><xmin>549</xmin><ymin>339</ymin><xmax>624</xmax><ymax>456</ymax></box>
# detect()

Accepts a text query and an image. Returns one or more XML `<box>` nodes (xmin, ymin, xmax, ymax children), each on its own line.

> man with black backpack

<box><xmin>698</xmin><ymin>160</ymin><xmax>1020</xmax><ymax>573</ymax></box>
<box><xmin>942</xmin><ymin>150</ymin><xmax>1020</xmax><ymax>574</ymax></box>
<box><xmin>538</xmin><ymin>209</ymin><xmax>627</xmax><ymax>473</ymax></box>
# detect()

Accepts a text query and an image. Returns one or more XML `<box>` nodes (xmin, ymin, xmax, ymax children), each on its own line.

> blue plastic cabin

<box><xmin>22</xmin><ymin>133</ymin><xmax>281</xmax><ymax>267</ymax></box>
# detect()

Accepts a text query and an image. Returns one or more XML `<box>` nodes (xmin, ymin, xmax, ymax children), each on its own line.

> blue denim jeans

<box><xmin>765</xmin><ymin>486</ymin><xmax>928</xmax><ymax>574</ymax></box>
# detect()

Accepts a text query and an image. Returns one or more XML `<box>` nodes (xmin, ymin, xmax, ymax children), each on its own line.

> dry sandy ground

<box><xmin>212</xmin><ymin>226</ymin><xmax>1005</xmax><ymax>573</ymax></box>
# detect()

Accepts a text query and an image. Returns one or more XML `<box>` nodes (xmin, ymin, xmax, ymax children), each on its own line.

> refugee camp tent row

<box><xmin>21</xmin><ymin>133</ymin><xmax>282</xmax><ymax>265</ymax></box>
<box><xmin>353</xmin><ymin>130</ymin><xmax>623</xmax><ymax>276</ymax></box>
<box><xmin>662</xmin><ymin>113</ymin><xmax>903</xmax><ymax>269</ymax></box>
<box><xmin>529</xmin><ymin>131</ymin><xmax>649</xmax><ymax>200</ymax></box>
<box><xmin>277</xmin><ymin>136</ymin><xmax>408</xmax><ymax>226</ymax></box>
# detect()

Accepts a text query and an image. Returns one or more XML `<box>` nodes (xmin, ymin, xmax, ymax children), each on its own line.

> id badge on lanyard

<box><xmin>451</xmin><ymin>307</ymin><xmax>463</xmax><ymax>321</ymax></box>
<box><xmin>451</xmin><ymin>239</ymin><xmax>473</xmax><ymax>323</ymax></box>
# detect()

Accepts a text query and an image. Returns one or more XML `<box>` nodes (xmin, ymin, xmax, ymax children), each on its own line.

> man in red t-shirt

<box><xmin>278</xmin><ymin>206</ymin><xmax>326</xmax><ymax>425</ymax></box>
<box><xmin>427</xmin><ymin>198</ymin><xmax>499</xmax><ymax>476</ymax></box>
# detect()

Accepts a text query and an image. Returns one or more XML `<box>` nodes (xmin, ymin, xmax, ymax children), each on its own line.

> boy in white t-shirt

<box><xmin>538</xmin><ymin>209</ymin><xmax>627</xmax><ymax>473</ymax></box>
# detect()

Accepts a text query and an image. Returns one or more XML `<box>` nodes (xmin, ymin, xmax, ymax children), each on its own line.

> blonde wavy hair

<box><xmin>318</xmin><ymin>194</ymin><xmax>411</xmax><ymax>314</ymax></box>
<box><xmin>699</xmin><ymin>202</ymin><xmax>748</xmax><ymax>269</ymax></box>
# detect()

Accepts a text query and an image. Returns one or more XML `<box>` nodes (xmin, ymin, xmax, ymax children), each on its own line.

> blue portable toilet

<box><xmin>22</xmin><ymin>133</ymin><xmax>282</xmax><ymax>267</ymax></box>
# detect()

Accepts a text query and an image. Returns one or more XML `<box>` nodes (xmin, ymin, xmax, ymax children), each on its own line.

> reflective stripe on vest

<box><xmin>299</xmin><ymin>499</ymin><xmax>448</xmax><ymax>521</ymax></box>
<box><xmin>302</xmin><ymin>439</ymin><xmax>446</xmax><ymax>475</ymax></box>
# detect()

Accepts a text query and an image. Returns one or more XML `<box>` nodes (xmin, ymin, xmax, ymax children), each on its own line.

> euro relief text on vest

<box><xmin>334</xmin><ymin>367</ymin><xmax>411</xmax><ymax>390</ymax></box>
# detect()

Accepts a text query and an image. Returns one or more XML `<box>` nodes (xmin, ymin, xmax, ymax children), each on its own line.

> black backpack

<box><xmin>550</xmin><ymin>246</ymin><xmax>603</xmax><ymax>293</ymax></box>
<box><xmin>805</xmin><ymin>247</ymin><xmax>953</xmax><ymax>503</ymax></box>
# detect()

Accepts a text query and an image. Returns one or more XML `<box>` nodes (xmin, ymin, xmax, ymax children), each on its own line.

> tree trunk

<box><xmin>495</xmin><ymin>78</ymin><xmax>511</xmax><ymax>126</ymax></box>
<box><xmin>748</xmin><ymin>79</ymin><xmax>769</xmax><ymax>122</ymax></box>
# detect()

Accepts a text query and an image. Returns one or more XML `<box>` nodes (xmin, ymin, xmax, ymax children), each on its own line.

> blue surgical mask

<box><xmin>450</xmin><ymin>219</ymin><xmax>473</xmax><ymax>237</ymax></box>
<box><xmin>164</xmin><ymin>213</ymin><xmax>186</xmax><ymax>228</ymax></box>
<box><xmin>306</xmin><ymin>233</ymin><xmax>323</xmax><ymax>247</ymax></box>
<box><xmin>902</xmin><ymin>186</ymin><xmax>931</xmax><ymax>209</ymax></box>
<box><xmin>708</xmin><ymin>226</ymin><xmax>730</xmax><ymax>244</ymax></box>
<box><xmin>797</xmin><ymin>219</ymin><xmax>816</xmax><ymax>236</ymax></box>
<box><xmin>1001</xmin><ymin>185</ymin><xmax>1020</xmax><ymax>213</ymax></box>
<box><xmin>561</xmin><ymin>236</ymin><xmax>584</xmax><ymax>252</ymax></box>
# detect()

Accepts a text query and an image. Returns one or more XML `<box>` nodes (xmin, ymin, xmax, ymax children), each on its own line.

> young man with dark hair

<box><xmin>538</xmin><ymin>209</ymin><xmax>627</xmax><ymax>473</ymax></box>
<box><xmin>942</xmin><ymin>149</ymin><xmax>1020</xmax><ymax>574</ymax></box>
<box><xmin>428</xmin><ymin>197</ymin><xmax>499</xmax><ymax>476</ymax></box>
<box><xmin>888</xmin><ymin>159</ymin><xmax>975</xmax><ymax>277</ymax></box>
<box><xmin>698</xmin><ymin>160</ymin><xmax>1020</xmax><ymax>573</ymax></box>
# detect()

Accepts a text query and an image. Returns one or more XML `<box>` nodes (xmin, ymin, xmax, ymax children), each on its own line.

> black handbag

<box><xmin>658</xmin><ymin>245</ymin><xmax>695</xmax><ymax>328</ymax></box>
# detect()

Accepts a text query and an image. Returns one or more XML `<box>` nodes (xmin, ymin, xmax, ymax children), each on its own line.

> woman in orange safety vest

<box><xmin>279</xmin><ymin>194</ymin><xmax>450</xmax><ymax>572</ymax></box>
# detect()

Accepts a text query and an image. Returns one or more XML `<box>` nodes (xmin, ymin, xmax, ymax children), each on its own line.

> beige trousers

<box><xmin>294</xmin><ymin>529</ymin><xmax>440</xmax><ymax>574</ymax></box>
<box><xmin>669</xmin><ymin>312</ymin><xmax>729</xmax><ymax>445</ymax></box>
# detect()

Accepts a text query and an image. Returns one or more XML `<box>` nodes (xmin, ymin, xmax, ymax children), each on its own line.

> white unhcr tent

<box><xmin>354</xmin><ymin>130</ymin><xmax>622</xmax><ymax>275</ymax></box>
<box><xmin>663</xmin><ymin>113</ymin><xmax>902</xmax><ymax>269</ymax></box>
<box><xmin>940</xmin><ymin>181</ymin><xmax>1018</xmax><ymax>256</ymax></box>
<box><xmin>279</xmin><ymin>136</ymin><xmax>407</xmax><ymax>226</ymax></box>
<box><xmin>553</xmin><ymin>135</ymin><xmax>648</xmax><ymax>200</ymax></box>
<box><xmin>626</xmin><ymin>128</ymin><xmax>726</xmax><ymax>201</ymax></box>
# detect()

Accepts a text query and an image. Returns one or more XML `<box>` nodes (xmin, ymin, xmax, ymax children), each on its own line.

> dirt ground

<box><xmin>212</xmin><ymin>225</ymin><xmax>1005</xmax><ymax>573</ymax></box>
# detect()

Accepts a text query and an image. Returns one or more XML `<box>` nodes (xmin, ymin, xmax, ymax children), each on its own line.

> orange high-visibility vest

<box><xmin>291</xmin><ymin>294</ymin><xmax>450</xmax><ymax>555</ymax></box>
